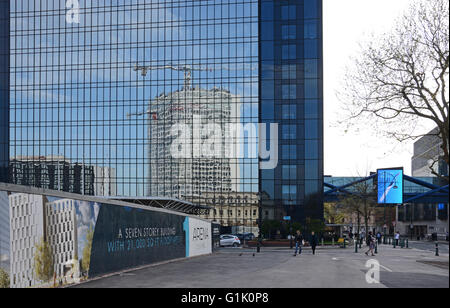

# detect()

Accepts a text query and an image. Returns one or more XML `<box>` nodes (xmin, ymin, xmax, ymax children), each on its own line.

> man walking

<box><xmin>293</xmin><ymin>230</ymin><xmax>304</xmax><ymax>256</ymax></box>
<box><xmin>376</xmin><ymin>232</ymin><xmax>382</xmax><ymax>244</ymax></box>
<box><xmin>395</xmin><ymin>231</ymin><xmax>400</xmax><ymax>247</ymax></box>
<box><xmin>310</xmin><ymin>231</ymin><xmax>318</xmax><ymax>255</ymax></box>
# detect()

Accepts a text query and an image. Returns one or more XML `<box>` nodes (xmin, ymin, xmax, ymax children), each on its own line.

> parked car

<box><xmin>427</xmin><ymin>233</ymin><xmax>448</xmax><ymax>241</ymax></box>
<box><xmin>236</xmin><ymin>233</ymin><xmax>256</xmax><ymax>242</ymax></box>
<box><xmin>220</xmin><ymin>234</ymin><xmax>241</xmax><ymax>247</ymax></box>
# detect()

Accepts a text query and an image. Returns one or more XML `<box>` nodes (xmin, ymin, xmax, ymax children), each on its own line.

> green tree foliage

<box><xmin>324</xmin><ymin>203</ymin><xmax>345</xmax><ymax>225</ymax></box>
<box><xmin>306</xmin><ymin>219</ymin><xmax>326</xmax><ymax>234</ymax></box>
<box><xmin>0</xmin><ymin>268</ymin><xmax>10</xmax><ymax>288</ymax></box>
<box><xmin>291</xmin><ymin>222</ymin><xmax>303</xmax><ymax>234</ymax></box>
<box><xmin>261</xmin><ymin>220</ymin><xmax>281</xmax><ymax>240</ymax></box>
<box><xmin>34</xmin><ymin>237</ymin><xmax>54</xmax><ymax>283</ymax></box>
<box><xmin>81</xmin><ymin>227</ymin><xmax>94</xmax><ymax>273</ymax></box>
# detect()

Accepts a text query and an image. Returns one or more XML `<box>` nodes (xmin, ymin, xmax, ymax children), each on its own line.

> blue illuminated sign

<box><xmin>377</xmin><ymin>168</ymin><xmax>404</xmax><ymax>204</ymax></box>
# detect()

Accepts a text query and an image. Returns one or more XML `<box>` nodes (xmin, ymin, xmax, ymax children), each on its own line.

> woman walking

<box><xmin>365</xmin><ymin>232</ymin><xmax>376</xmax><ymax>257</ymax></box>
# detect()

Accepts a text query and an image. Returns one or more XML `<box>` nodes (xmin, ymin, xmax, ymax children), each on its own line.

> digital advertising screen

<box><xmin>377</xmin><ymin>168</ymin><xmax>404</xmax><ymax>205</ymax></box>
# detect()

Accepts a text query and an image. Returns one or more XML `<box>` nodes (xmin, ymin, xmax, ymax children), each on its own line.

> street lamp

<box><xmin>410</xmin><ymin>203</ymin><xmax>414</xmax><ymax>240</ymax></box>
<box><xmin>289</xmin><ymin>199</ymin><xmax>293</xmax><ymax>249</ymax></box>
<box><xmin>257</xmin><ymin>192</ymin><xmax>262</xmax><ymax>253</ymax></box>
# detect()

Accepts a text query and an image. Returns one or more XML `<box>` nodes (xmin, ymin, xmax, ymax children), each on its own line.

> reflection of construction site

<box><xmin>130</xmin><ymin>64</ymin><xmax>260</xmax><ymax>222</ymax></box>
<box><xmin>146</xmin><ymin>85</ymin><xmax>242</xmax><ymax>200</ymax></box>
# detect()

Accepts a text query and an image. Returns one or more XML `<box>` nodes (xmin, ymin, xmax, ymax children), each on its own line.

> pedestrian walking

<box><xmin>293</xmin><ymin>230</ymin><xmax>304</xmax><ymax>256</ymax></box>
<box><xmin>310</xmin><ymin>231</ymin><xmax>318</xmax><ymax>255</ymax></box>
<box><xmin>395</xmin><ymin>231</ymin><xmax>400</xmax><ymax>246</ymax></box>
<box><xmin>376</xmin><ymin>232</ymin><xmax>382</xmax><ymax>244</ymax></box>
<box><xmin>365</xmin><ymin>232</ymin><xmax>376</xmax><ymax>257</ymax></box>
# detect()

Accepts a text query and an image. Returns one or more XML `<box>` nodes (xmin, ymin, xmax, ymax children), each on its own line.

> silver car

<box><xmin>220</xmin><ymin>234</ymin><xmax>241</xmax><ymax>247</ymax></box>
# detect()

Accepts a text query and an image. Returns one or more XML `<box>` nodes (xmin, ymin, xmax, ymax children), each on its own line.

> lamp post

<box><xmin>257</xmin><ymin>192</ymin><xmax>262</xmax><ymax>253</ymax></box>
<box><xmin>410</xmin><ymin>204</ymin><xmax>414</xmax><ymax>240</ymax></box>
<box><xmin>288</xmin><ymin>199</ymin><xmax>293</xmax><ymax>249</ymax></box>
<box><xmin>383</xmin><ymin>204</ymin><xmax>387</xmax><ymax>244</ymax></box>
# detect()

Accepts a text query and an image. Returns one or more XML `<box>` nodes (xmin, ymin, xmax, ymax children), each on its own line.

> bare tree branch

<box><xmin>340</xmin><ymin>0</ymin><xmax>449</xmax><ymax>182</ymax></box>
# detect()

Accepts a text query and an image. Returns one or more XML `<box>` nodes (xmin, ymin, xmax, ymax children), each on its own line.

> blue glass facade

<box><xmin>0</xmin><ymin>0</ymin><xmax>9</xmax><ymax>182</ymax></box>
<box><xmin>259</xmin><ymin>0</ymin><xmax>324</xmax><ymax>224</ymax></box>
<box><xmin>4</xmin><ymin>0</ymin><xmax>323</xmax><ymax>227</ymax></box>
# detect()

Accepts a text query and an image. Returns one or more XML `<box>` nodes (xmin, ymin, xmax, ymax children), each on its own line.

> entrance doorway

<box><xmin>410</xmin><ymin>225</ymin><xmax>427</xmax><ymax>240</ymax></box>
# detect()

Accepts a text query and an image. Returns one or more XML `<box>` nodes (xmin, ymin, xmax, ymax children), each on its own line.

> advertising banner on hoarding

<box><xmin>183</xmin><ymin>217</ymin><xmax>212</xmax><ymax>258</ymax></box>
<box><xmin>0</xmin><ymin>189</ymin><xmax>212</xmax><ymax>288</ymax></box>
<box><xmin>89</xmin><ymin>204</ymin><xmax>186</xmax><ymax>277</ymax></box>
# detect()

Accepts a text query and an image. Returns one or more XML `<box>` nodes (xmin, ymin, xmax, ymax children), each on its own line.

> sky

<box><xmin>322</xmin><ymin>0</ymin><xmax>436</xmax><ymax>177</ymax></box>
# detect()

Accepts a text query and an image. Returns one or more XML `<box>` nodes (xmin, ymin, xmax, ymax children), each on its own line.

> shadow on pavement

<box><xmin>380</xmin><ymin>272</ymin><xmax>449</xmax><ymax>288</ymax></box>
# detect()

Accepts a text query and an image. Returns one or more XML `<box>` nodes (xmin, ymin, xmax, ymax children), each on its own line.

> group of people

<box><xmin>359</xmin><ymin>231</ymin><xmax>401</xmax><ymax>256</ymax></box>
<box><xmin>293</xmin><ymin>230</ymin><xmax>319</xmax><ymax>256</ymax></box>
<box><xmin>292</xmin><ymin>230</ymin><xmax>401</xmax><ymax>257</ymax></box>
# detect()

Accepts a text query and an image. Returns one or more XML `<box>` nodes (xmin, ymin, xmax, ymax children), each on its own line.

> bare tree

<box><xmin>341</xmin><ymin>0</ymin><xmax>449</xmax><ymax>182</ymax></box>
<box><xmin>338</xmin><ymin>180</ymin><xmax>380</xmax><ymax>238</ymax></box>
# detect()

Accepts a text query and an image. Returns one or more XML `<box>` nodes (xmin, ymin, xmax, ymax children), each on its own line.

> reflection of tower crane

<box><xmin>133</xmin><ymin>63</ymin><xmax>257</xmax><ymax>89</ymax></box>
<box><xmin>128</xmin><ymin>63</ymin><xmax>212</xmax><ymax>119</ymax></box>
<box><xmin>133</xmin><ymin>64</ymin><xmax>214</xmax><ymax>90</ymax></box>
<box><xmin>127</xmin><ymin>108</ymin><xmax>158</xmax><ymax>120</ymax></box>
<box><xmin>128</xmin><ymin>63</ymin><xmax>257</xmax><ymax>119</ymax></box>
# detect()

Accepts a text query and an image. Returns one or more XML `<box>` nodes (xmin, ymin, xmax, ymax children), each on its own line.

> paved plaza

<box><xmin>72</xmin><ymin>243</ymin><xmax>449</xmax><ymax>289</ymax></box>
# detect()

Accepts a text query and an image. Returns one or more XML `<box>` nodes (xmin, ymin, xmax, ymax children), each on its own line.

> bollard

<box><xmin>355</xmin><ymin>240</ymin><xmax>358</xmax><ymax>253</ymax></box>
<box><xmin>400</xmin><ymin>239</ymin><xmax>405</xmax><ymax>248</ymax></box>
<box><xmin>359</xmin><ymin>239</ymin><xmax>362</xmax><ymax>249</ymax></box>
<box><xmin>375</xmin><ymin>242</ymin><xmax>378</xmax><ymax>254</ymax></box>
<box><xmin>332</xmin><ymin>238</ymin><xmax>335</xmax><ymax>246</ymax></box>
<box><xmin>406</xmin><ymin>239</ymin><xmax>409</xmax><ymax>248</ymax></box>
<box><xmin>393</xmin><ymin>239</ymin><xmax>396</xmax><ymax>249</ymax></box>
<box><xmin>435</xmin><ymin>242</ymin><xmax>439</xmax><ymax>256</ymax></box>
<box><xmin>343</xmin><ymin>239</ymin><xmax>346</xmax><ymax>249</ymax></box>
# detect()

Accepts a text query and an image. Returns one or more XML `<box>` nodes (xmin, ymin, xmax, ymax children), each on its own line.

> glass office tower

<box><xmin>4</xmin><ymin>0</ymin><xmax>323</xmax><ymax>228</ymax></box>
<box><xmin>0</xmin><ymin>0</ymin><xmax>9</xmax><ymax>183</ymax></box>
<box><xmin>260</xmin><ymin>0</ymin><xmax>324</xmax><ymax>224</ymax></box>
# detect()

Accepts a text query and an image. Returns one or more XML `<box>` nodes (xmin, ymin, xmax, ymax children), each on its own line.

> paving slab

<box><xmin>71</xmin><ymin>244</ymin><xmax>449</xmax><ymax>288</ymax></box>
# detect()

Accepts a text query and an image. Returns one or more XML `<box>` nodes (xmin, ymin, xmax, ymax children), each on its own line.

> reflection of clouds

<box><xmin>93</xmin><ymin>203</ymin><xmax>100</xmax><ymax>221</ymax></box>
<box><xmin>76</xmin><ymin>201</ymin><xmax>100</xmax><ymax>227</ymax></box>
<box><xmin>77</xmin><ymin>201</ymin><xmax>92</xmax><ymax>225</ymax></box>
<box><xmin>78</xmin><ymin>225</ymin><xmax>90</xmax><ymax>250</ymax></box>
<box><xmin>0</xmin><ymin>254</ymin><xmax>9</xmax><ymax>262</ymax></box>
<box><xmin>75</xmin><ymin>201</ymin><xmax>101</xmax><ymax>257</ymax></box>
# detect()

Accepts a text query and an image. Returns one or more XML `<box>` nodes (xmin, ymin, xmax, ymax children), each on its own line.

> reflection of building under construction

<box><xmin>9</xmin><ymin>156</ymin><xmax>116</xmax><ymax>197</ymax></box>
<box><xmin>132</xmin><ymin>64</ymin><xmax>258</xmax><ymax>231</ymax></box>
<box><xmin>147</xmin><ymin>85</ymin><xmax>242</xmax><ymax>203</ymax></box>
